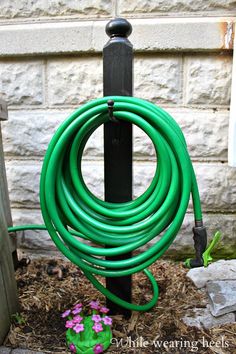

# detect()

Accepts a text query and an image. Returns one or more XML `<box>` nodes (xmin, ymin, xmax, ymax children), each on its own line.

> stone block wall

<box><xmin>0</xmin><ymin>1</ymin><xmax>235</xmax><ymax>259</ymax></box>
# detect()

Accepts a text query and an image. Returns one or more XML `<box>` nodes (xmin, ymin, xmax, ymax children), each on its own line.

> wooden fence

<box><xmin>0</xmin><ymin>98</ymin><xmax>19</xmax><ymax>344</ymax></box>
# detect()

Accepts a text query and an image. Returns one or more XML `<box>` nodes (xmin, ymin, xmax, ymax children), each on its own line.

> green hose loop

<box><xmin>9</xmin><ymin>96</ymin><xmax>203</xmax><ymax>311</ymax></box>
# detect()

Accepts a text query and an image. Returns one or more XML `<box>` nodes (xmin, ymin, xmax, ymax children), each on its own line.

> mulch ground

<box><xmin>4</xmin><ymin>257</ymin><xmax>236</xmax><ymax>354</ymax></box>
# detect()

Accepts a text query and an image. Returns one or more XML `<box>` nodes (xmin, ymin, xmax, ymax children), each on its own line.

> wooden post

<box><xmin>0</xmin><ymin>99</ymin><xmax>18</xmax><ymax>268</ymax></box>
<box><xmin>103</xmin><ymin>18</ymin><xmax>133</xmax><ymax>318</ymax></box>
<box><xmin>0</xmin><ymin>99</ymin><xmax>19</xmax><ymax>344</ymax></box>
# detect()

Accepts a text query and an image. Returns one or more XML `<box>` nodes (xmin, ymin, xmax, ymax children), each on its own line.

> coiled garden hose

<box><xmin>8</xmin><ymin>96</ymin><xmax>206</xmax><ymax>311</ymax></box>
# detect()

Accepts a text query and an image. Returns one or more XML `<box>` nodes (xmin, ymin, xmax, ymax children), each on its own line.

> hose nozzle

<box><xmin>202</xmin><ymin>231</ymin><xmax>221</xmax><ymax>267</ymax></box>
<box><xmin>185</xmin><ymin>229</ymin><xmax>221</xmax><ymax>268</ymax></box>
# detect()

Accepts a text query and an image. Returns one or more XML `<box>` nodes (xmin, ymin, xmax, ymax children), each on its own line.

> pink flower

<box><xmin>99</xmin><ymin>306</ymin><xmax>109</xmax><ymax>314</ymax></box>
<box><xmin>73</xmin><ymin>323</ymin><xmax>84</xmax><ymax>334</ymax></box>
<box><xmin>92</xmin><ymin>323</ymin><xmax>103</xmax><ymax>333</ymax></box>
<box><xmin>73</xmin><ymin>315</ymin><xmax>83</xmax><ymax>324</ymax></box>
<box><xmin>69</xmin><ymin>343</ymin><xmax>76</xmax><ymax>353</ymax></box>
<box><xmin>89</xmin><ymin>300</ymin><xmax>100</xmax><ymax>310</ymax></box>
<box><xmin>62</xmin><ymin>309</ymin><xmax>71</xmax><ymax>318</ymax></box>
<box><xmin>72</xmin><ymin>307</ymin><xmax>82</xmax><ymax>315</ymax></box>
<box><xmin>102</xmin><ymin>316</ymin><xmax>112</xmax><ymax>326</ymax></box>
<box><xmin>92</xmin><ymin>314</ymin><xmax>102</xmax><ymax>323</ymax></box>
<box><xmin>65</xmin><ymin>320</ymin><xmax>74</xmax><ymax>328</ymax></box>
<box><xmin>73</xmin><ymin>303</ymin><xmax>83</xmax><ymax>309</ymax></box>
<box><xmin>93</xmin><ymin>343</ymin><xmax>104</xmax><ymax>354</ymax></box>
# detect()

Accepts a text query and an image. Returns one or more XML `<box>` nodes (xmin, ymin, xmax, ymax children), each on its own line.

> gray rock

<box><xmin>11</xmin><ymin>349</ymin><xmax>45</xmax><ymax>354</ymax></box>
<box><xmin>0</xmin><ymin>346</ymin><xmax>11</xmax><ymax>353</ymax></box>
<box><xmin>207</xmin><ymin>280</ymin><xmax>236</xmax><ymax>316</ymax></box>
<box><xmin>182</xmin><ymin>305</ymin><xmax>235</xmax><ymax>329</ymax></box>
<box><xmin>187</xmin><ymin>260</ymin><xmax>236</xmax><ymax>288</ymax></box>
<box><xmin>0</xmin><ymin>348</ymin><xmax>45</xmax><ymax>354</ymax></box>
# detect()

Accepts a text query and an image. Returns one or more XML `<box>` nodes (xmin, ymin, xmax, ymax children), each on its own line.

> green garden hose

<box><xmin>8</xmin><ymin>96</ymin><xmax>204</xmax><ymax>311</ymax></box>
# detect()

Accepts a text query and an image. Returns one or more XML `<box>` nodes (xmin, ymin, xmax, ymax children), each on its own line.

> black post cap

<box><xmin>105</xmin><ymin>18</ymin><xmax>132</xmax><ymax>38</ymax></box>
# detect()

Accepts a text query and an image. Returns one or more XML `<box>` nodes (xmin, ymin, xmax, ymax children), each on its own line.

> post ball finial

<box><xmin>105</xmin><ymin>18</ymin><xmax>132</xmax><ymax>38</ymax></box>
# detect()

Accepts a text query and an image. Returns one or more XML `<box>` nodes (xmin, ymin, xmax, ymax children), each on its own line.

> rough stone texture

<box><xmin>182</xmin><ymin>305</ymin><xmax>235</xmax><ymax>329</ymax></box>
<box><xmin>133</xmin><ymin>125</ymin><xmax>155</xmax><ymax>159</ymax></box>
<box><xmin>0</xmin><ymin>1</ymin><xmax>112</xmax><ymax>19</ymax></box>
<box><xmin>11</xmin><ymin>349</ymin><xmax>45</xmax><ymax>354</ymax></box>
<box><xmin>0</xmin><ymin>0</ymin><xmax>46</xmax><ymax>19</ymax></box>
<box><xmin>81</xmin><ymin>161</ymin><xmax>104</xmax><ymax>198</ymax></box>
<box><xmin>0</xmin><ymin>61</ymin><xmax>43</xmax><ymax>106</ymax></box>
<box><xmin>47</xmin><ymin>0</ymin><xmax>112</xmax><ymax>17</ymax></box>
<box><xmin>207</xmin><ymin>280</ymin><xmax>236</xmax><ymax>316</ymax></box>
<box><xmin>133</xmin><ymin>163</ymin><xmax>156</xmax><ymax>198</ymax></box>
<box><xmin>6</xmin><ymin>159</ymin><xmax>42</xmax><ymax>208</ymax></box>
<box><xmin>119</xmin><ymin>0</ymin><xmax>236</xmax><ymax>16</ymax></box>
<box><xmin>187</xmin><ymin>260</ymin><xmax>236</xmax><ymax>288</ymax></box>
<box><xmin>134</xmin><ymin>56</ymin><xmax>182</xmax><ymax>104</ymax></box>
<box><xmin>193</xmin><ymin>163</ymin><xmax>236</xmax><ymax>212</ymax></box>
<box><xmin>48</xmin><ymin>56</ymin><xmax>182</xmax><ymax>106</ymax></box>
<box><xmin>2</xmin><ymin>111</ymin><xmax>67</xmax><ymax>157</ymax></box>
<box><xmin>171</xmin><ymin>109</ymin><xmax>229</xmax><ymax>161</ymax></box>
<box><xmin>2</xmin><ymin>108</ymin><xmax>229</xmax><ymax>160</ymax></box>
<box><xmin>0</xmin><ymin>347</ymin><xmax>11</xmax><ymax>354</ymax></box>
<box><xmin>1</xmin><ymin>0</ymin><xmax>235</xmax><ymax>20</ymax></box>
<box><xmin>5</xmin><ymin>160</ymin><xmax>105</xmax><ymax>207</ymax></box>
<box><xmin>11</xmin><ymin>209</ymin><xmax>55</xmax><ymax>251</ymax></box>
<box><xmin>2</xmin><ymin>110</ymin><xmax>104</xmax><ymax>158</ymax></box>
<box><xmin>47</xmin><ymin>58</ymin><xmax>103</xmax><ymax>106</ymax></box>
<box><xmin>185</xmin><ymin>56</ymin><xmax>232</xmax><ymax>105</ymax></box>
<box><xmin>0</xmin><ymin>349</ymin><xmax>45</xmax><ymax>354</ymax></box>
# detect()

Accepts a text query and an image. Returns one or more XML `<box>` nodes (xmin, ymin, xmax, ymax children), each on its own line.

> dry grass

<box><xmin>4</xmin><ymin>258</ymin><xmax>236</xmax><ymax>354</ymax></box>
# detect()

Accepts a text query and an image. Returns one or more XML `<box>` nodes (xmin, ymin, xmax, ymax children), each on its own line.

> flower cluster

<box><xmin>62</xmin><ymin>303</ymin><xmax>84</xmax><ymax>334</ymax></box>
<box><xmin>90</xmin><ymin>303</ymin><xmax>112</xmax><ymax>332</ymax></box>
<box><xmin>62</xmin><ymin>300</ymin><xmax>112</xmax><ymax>354</ymax></box>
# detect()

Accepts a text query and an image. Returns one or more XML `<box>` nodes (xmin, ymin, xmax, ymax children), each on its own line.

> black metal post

<box><xmin>103</xmin><ymin>18</ymin><xmax>133</xmax><ymax>318</ymax></box>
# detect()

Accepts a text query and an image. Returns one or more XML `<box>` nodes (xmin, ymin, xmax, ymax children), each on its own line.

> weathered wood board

<box><xmin>0</xmin><ymin>105</ymin><xmax>19</xmax><ymax>344</ymax></box>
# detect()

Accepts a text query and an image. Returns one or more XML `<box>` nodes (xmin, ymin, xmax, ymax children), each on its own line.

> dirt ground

<box><xmin>4</xmin><ymin>257</ymin><xmax>236</xmax><ymax>354</ymax></box>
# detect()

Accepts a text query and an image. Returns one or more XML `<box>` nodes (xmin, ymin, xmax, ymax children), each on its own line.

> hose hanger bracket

<box><xmin>107</xmin><ymin>99</ymin><xmax>119</xmax><ymax>123</ymax></box>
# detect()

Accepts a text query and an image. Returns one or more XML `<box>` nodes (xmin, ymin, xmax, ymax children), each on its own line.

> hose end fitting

<box><xmin>185</xmin><ymin>224</ymin><xmax>207</xmax><ymax>268</ymax></box>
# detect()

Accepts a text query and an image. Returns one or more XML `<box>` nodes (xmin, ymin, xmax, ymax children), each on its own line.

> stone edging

<box><xmin>0</xmin><ymin>17</ymin><xmax>234</xmax><ymax>57</ymax></box>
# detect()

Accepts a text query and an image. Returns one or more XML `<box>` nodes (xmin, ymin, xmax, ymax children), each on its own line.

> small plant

<box><xmin>62</xmin><ymin>300</ymin><xmax>112</xmax><ymax>353</ymax></box>
<box><xmin>11</xmin><ymin>312</ymin><xmax>26</xmax><ymax>325</ymax></box>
